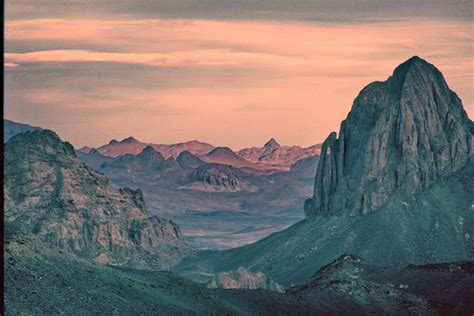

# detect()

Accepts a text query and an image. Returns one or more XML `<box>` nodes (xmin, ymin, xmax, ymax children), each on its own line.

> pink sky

<box><xmin>4</xmin><ymin>9</ymin><xmax>473</xmax><ymax>149</ymax></box>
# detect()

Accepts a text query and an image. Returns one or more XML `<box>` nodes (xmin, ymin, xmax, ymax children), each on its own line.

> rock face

<box><xmin>207</xmin><ymin>267</ymin><xmax>285</xmax><ymax>293</ymax></box>
<box><xmin>4</xmin><ymin>119</ymin><xmax>42</xmax><ymax>143</ymax></box>
<box><xmin>4</xmin><ymin>130</ymin><xmax>190</xmax><ymax>270</ymax></box>
<box><xmin>305</xmin><ymin>56</ymin><xmax>473</xmax><ymax>217</ymax></box>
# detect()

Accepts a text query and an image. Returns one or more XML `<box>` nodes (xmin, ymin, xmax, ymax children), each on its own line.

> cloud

<box><xmin>4</xmin><ymin>62</ymin><xmax>19</xmax><ymax>68</ymax></box>
<box><xmin>4</xmin><ymin>16</ymin><xmax>473</xmax><ymax>148</ymax></box>
<box><xmin>6</xmin><ymin>0</ymin><xmax>472</xmax><ymax>21</ymax></box>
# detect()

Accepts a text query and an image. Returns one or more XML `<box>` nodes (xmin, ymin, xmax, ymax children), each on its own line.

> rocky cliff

<box><xmin>305</xmin><ymin>56</ymin><xmax>473</xmax><ymax>217</ymax></box>
<box><xmin>207</xmin><ymin>267</ymin><xmax>284</xmax><ymax>293</ymax></box>
<box><xmin>4</xmin><ymin>130</ymin><xmax>191</xmax><ymax>270</ymax></box>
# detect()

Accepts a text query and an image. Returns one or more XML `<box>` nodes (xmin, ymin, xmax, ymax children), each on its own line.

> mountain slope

<box><xmin>4</xmin><ymin>226</ymin><xmax>325</xmax><ymax>315</ymax></box>
<box><xmin>4</xmin><ymin>130</ymin><xmax>190</xmax><ymax>270</ymax></box>
<box><xmin>174</xmin><ymin>56</ymin><xmax>473</xmax><ymax>286</ymax></box>
<box><xmin>4</xmin><ymin>119</ymin><xmax>42</xmax><ymax>143</ymax></box>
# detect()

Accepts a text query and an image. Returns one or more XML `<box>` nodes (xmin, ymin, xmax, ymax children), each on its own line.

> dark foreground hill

<box><xmin>7</xmin><ymin>226</ymin><xmax>472</xmax><ymax>314</ymax></box>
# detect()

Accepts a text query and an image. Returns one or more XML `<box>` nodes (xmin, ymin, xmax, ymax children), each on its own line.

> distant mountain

<box><xmin>78</xmin><ymin>143</ymin><xmax>318</xmax><ymax>249</ymax></box>
<box><xmin>201</xmin><ymin>147</ymin><xmax>257</xmax><ymax>169</ymax></box>
<box><xmin>290</xmin><ymin>155</ymin><xmax>320</xmax><ymax>176</ymax></box>
<box><xmin>181</xmin><ymin>163</ymin><xmax>258</xmax><ymax>192</ymax></box>
<box><xmin>99</xmin><ymin>146</ymin><xmax>187</xmax><ymax>186</ymax></box>
<box><xmin>176</xmin><ymin>150</ymin><xmax>206</xmax><ymax>169</ymax></box>
<box><xmin>4</xmin><ymin>119</ymin><xmax>42</xmax><ymax>143</ymax></box>
<box><xmin>238</xmin><ymin>138</ymin><xmax>321</xmax><ymax>170</ymax></box>
<box><xmin>90</xmin><ymin>137</ymin><xmax>215</xmax><ymax>159</ymax></box>
<box><xmin>75</xmin><ymin>148</ymin><xmax>116</xmax><ymax>170</ymax></box>
<box><xmin>174</xmin><ymin>56</ymin><xmax>473</xmax><ymax>288</ymax></box>
<box><xmin>4</xmin><ymin>130</ymin><xmax>190</xmax><ymax>270</ymax></box>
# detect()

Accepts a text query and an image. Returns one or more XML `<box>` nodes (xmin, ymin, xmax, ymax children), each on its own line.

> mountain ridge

<box><xmin>4</xmin><ymin>129</ymin><xmax>191</xmax><ymax>270</ymax></box>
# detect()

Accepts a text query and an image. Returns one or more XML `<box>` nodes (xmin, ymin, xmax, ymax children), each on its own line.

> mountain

<box><xmin>4</xmin><ymin>130</ymin><xmax>191</xmax><ymax>270</ymax></box>
<box><xmin>305</xmin><ymin>55</ymin><xmax>473</xmax><ymax>217</ymax></box>
<box><xmin>91</xmin><ymin>137</ymin><xmax>215</xmax><ymax>158</ymax></box>
<box><xmin>4</xmin><ymin>119</ymin><xmax>42</xmax><ymax>143</ymax></box>
<box><xmin>78</xmin><ymin>144</ymin><xmax>317</xmax><ymax>249</ymax></box>
<box><xmin>154</xmin><ymin>140</ymin><xmax>216</xmax><ymax>159</ymax></box>
<box><xmin>181</xmin><ymin>163</ymin><xmax>258</xmax><ymax>192</ymax></box>
<box><xmin>201</xmin><ymin>147</ymin><xmax>257</xmax><ymax>168</ymax></box>
<box><xmin>99</xmin><ymin>146</ymin><xmax>187</xmax><ymax>186</ymax></box>
<box><xmin>75</xmin><ymin>148</ymin><xmax>116</xmax><ymax>170</ymax></box>
<box><xmin>238</xmin><ymin>138</ymin><xmax>322</xmax><ymax>170</ymax></box>
<box><xmin>176</xmin><ymin>150</ymin><xmax>206</xmax><ymax>169</ymax></box>
<box><xmin>174</xmin><ymin>56</ymin><xmax>473</xmax><ymax>287</ymax></box>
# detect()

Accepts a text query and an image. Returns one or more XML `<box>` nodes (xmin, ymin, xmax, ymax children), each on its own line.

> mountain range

<box><xmin>79</xmin><ymin>136</ymin><xmax>321</xmax><ymax>172</ymax></box>
<box><xmin>76</xmin><ymin>142</ymin><xmax>319</xmax><ymax>249</ymax></box>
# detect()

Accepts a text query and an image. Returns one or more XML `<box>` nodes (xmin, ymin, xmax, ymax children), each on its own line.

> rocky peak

<box><xmin>138</xmin><ymin>145</ymin><xmax>165</xmax><ymax>162</ymax></box>
<box><xmin>264</xmin><ymin>138</ymin><xmax>280</xmax><ymax>148</ymax></box>
<box><xmin>176</xmin><ymin>150</ymin><xmax>205</xmax><ymax>168</ymax></box>
<box><xmin>4</xmin><ymin>130</ymin><xmax>190</xmax><ymax>269</ymax></box>
<box><xmin>305</xmin><ymin>56</ymin><xmax>473</xmax><ymax>218</ymax></box>
<box><xmin>121</xmin><ymin>136</ymin><xmax>140</xmax><ymax>144</ymax></box>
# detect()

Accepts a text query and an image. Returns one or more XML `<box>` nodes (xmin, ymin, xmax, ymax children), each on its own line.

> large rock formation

<box><xmin>4</xmin><ymin>130</ymin><xmax>191</xmax><ymax>270</ymax></box>
<box><xmin>207</xmin><ymin>267</ymin><xmax>285</xmax><ymax>293</ymax></box>
<box><xmin>305</xmin><ymin>56</ymin><xmax>473</xmax><ymax>217</ymax></box>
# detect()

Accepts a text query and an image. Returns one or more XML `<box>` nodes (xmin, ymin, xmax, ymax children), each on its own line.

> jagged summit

<box><xmin>207</xmin><ymin>146</ymin><xmax>236</xmax><ymax>156</ymax></box>
<box><xmin>138</xmin><ymin>145</ymin><xmax>165</xmax><ymax>162</ymax></box>
<box><xmin>121</xmin><ymin>136</ymin><xmax>140</xmax><ymax>143</ymax></box>
<box><xmin>176</xmin><ymin>150</ymin><xmax>205</xmax><ymax>168</ymax></box>
<box><xmin>264</xmin><ymin>138</ymin><xmax>280</xmax><ymax>148</ymax></box>
<box><xmin>305</xmin><ymin>56</ymin><xmax>473</xmax><ymax>217</ymax></box>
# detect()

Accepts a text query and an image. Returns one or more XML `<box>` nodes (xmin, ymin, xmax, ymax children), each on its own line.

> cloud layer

<box><xmin>4</xmin><ymin>3</ymin><xmax>473</xmax><ymax>148</ymax></box>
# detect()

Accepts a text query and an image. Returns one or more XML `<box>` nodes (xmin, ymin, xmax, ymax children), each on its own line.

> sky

<box><xmin>4</xmin><ymin>0</ymin><xmax>473</xmax><ymax>149</ymax></box>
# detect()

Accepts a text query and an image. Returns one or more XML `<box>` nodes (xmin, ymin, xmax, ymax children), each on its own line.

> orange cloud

<box><xmin>4</xmin><ymin>18</ymin><xmax>473</xmax><ymax>148</ymax></box>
